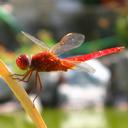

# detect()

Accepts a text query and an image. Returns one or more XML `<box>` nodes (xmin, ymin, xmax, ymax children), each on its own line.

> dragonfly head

<box><xmin>16</xmin><ymin>54</ymin><xmax>31</xmax><ymax>70</ymax></box>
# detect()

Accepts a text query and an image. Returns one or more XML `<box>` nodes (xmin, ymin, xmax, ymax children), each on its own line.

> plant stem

<box><xmin>0</xmin><ymin>60</ymin><xmax>47</xmax><ymax>128</ymax></box>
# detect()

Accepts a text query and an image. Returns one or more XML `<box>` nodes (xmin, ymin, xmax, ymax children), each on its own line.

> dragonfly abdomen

<box><xmin>65</xmin><ymin>47</ymin><xmax>124</xmax><ymax>62</ymax></box>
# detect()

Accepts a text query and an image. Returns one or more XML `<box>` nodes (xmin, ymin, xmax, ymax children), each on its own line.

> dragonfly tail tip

<box><xmin>118</xmin><ymin>46</ymin><xmax>125</xmax><ymax>51</ymax></box>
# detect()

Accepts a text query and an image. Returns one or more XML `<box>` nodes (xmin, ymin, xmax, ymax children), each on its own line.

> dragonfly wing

<box><xmin>63</xmin><ymin>58</ymin><xmax>95</xmax><ymax>73</ymax></box>
<box><xmin>74</xmin><ymin>62</ymin><xmax>96</xmax><ymax>73</ymax></box>
<box><xmin>51</xmin><ymin>33</ymin><xmax>85</xmax><ymax>55</ymax></box>
<box><xmin>63</xmin><ymin>46</ymin><xmax>124</xmax><ymax>73</ymax></box>
<box><xmin>21</xmin><ymin>31</ymin><xmax>50</xmax><ymax>50</ymax></box>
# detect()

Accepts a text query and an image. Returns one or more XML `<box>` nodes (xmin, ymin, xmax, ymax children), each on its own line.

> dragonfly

<box><xmin>12</xmin><ymin>31</ymin><xmax>124</xmax><ymax>100</ymax></box>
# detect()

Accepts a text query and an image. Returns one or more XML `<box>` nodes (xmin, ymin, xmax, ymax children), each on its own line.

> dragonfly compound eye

<box><xmin>16</xmin><ymin>54</ymin><xmax>30</xmax><ymax>70</ymax></box>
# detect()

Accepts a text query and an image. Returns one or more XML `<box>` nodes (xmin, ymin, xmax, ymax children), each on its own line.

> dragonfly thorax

<box><xmin>16</xmin><ymin>54</ymin><xmax>31</xmax><ymax>70</ymax></box>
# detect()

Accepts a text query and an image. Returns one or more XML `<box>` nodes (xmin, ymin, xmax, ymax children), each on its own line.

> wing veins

<box><xmin>21</xmin><ymin>31</ymin><xmax>50</xmax><ymax>50</ymax></box>
<box><xmin>51</xmin><ymin>33</ymin><xmax>85</xmax><ymax>55</ymax></box>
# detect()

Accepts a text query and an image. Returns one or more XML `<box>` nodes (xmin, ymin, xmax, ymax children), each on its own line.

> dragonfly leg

<box><xmin>11</xmin><ymin>70</ymin><xmax>33</xmax><ymax>82</ymax></box>
<box><xmin>10</xmin><ymin>73</ymin><xmax>26</xmax><ymax>80</ymax></box>
<box><xmin>32</xmin><ymin>72</ymin><xmax>42</xmax><ymax>105</ymax></box>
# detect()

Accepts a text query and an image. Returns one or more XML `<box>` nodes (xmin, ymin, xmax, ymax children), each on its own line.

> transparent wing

<box><xmin>51</xmin><ymin>33</ymin><xmax>85</xmax><ymax>55</ymax></box>
<box><xmin>63</xmin><ymin>59</ymin><xmax>95</xmax><ymax>73</ymax></box>
<box><xmin>74</xmin><ymin>62</ymin><xmax>96</xmax><ymax>73</ymax></box>
<box><xmin>21</xmin><ymin>31</ymin><xmax>50</xmax><ymax>50</ymax></box>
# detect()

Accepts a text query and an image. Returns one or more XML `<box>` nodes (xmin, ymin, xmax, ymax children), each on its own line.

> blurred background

<box><xmin>0</xmin><ymin>0</ymin><xmax>128</xmax><ymax>128</ymax></box>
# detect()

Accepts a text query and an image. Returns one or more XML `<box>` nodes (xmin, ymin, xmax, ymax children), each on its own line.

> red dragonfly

<box><xmin>13</xmin><ymin>32</ymin><xmax>124</xmax><ymax>95</ymax></box>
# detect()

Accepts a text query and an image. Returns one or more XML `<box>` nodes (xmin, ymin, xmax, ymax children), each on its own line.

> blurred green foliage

<box><xmin>0</xmin><ymin>112</ymin><xmax>35</xmax><ymax>128</ymax></box>
<box><xmin>0</xmin><ymin>108</ymin><xmax>128</xmax><ymax>128</ymax></box>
